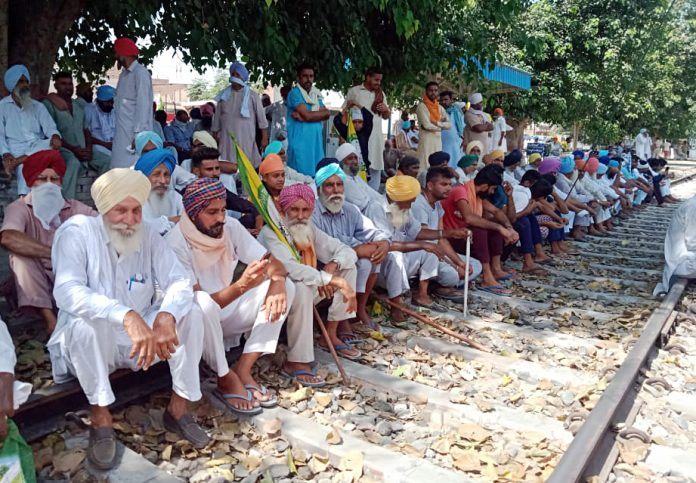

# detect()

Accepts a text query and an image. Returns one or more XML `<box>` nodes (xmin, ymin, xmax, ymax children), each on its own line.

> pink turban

<box><xmin>279</xmin><ymin>184</ymin><xmax>315</xmax><ymax>212</ymax></box>
<box><xmin>182</xmin><ymin>178</ymin><xmax>227</xmax><ymax>219</ymax></box>
<box><xmin>538</xmin><ymin>156</ymin><xmax>561</xmax><ymax>175</ymax></box>
<box><xmin>585</xmin><ymin>157</ymin><xmax>600</xmax><ymax>174</ymax></box>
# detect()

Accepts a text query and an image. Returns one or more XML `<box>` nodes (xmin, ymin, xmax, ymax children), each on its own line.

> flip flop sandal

<box><xmin>318</xmin><ymin>341</ymin><xmax>362</xmax><ymax>360</ymax></box>
<box><xmin>281</xmin><ymin>366</ymin><xmax>327</xmax><ymax>388</ymax></box>
<box><xmin>434</xmin><ymin>290</ymin><xmax>466</xmax><ymax>301</ymax></box>
<box><xmin>338</xmin><ymin>332</ymin><xmax>364</xmax><ymax>345</ymax></box>
<box><xmin>244</xmin><ymin>383</ymin><xmax>278</xmax><ymax>408</ymax></box>
<box><xmin>213</xmin><ymin>388</ymin><xmax>262</xmax><ymax>416</ymax></box>
<box><xmin>478</xmin><ymin>285</ymin><xmax>512</xmax><ymax>295</ymax></box>
<box><xmin>524</xmin><ymin>267</ymin><xmax>550</xmax><ymax>276</ymax></box>
<box><xmin>535</xmin><ymin>258</ymin><xmax>554</xmax><ymax>265</ymax></box>
<box><xmin>411</xmin><ymin>300</ymin><xmax>449</xmax><ymax>312</ymax></box>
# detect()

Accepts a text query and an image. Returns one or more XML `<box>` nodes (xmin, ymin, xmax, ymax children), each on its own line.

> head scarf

<box><xmin>259</xmin><ymin>154</ymin><xmax>284</xmax><ymax>176</ymax></box>
<box><xmin>96</xmin><ymin>85</ymin><xmax>116</xmax><ymax>101</ymax></box>
<box><xmin>91</xmin><ymin>168</ymin><xmax>150</xmax><ymax>215</ymax></box>
<box><xmin>465</xmin><ymin>140</ymin><xmax>485</xmax><ymax>155</ymax></box>
<box><xmin>538</xmin><ymin>156</ymin><xmax>561</xmax><ymax>175</ymax></box>
<box><xmin>597</xmin><ymin>164</ymin><xmax>608</xmax><ymax>176</ymax></box>
<box><xmin>4</xmin><ymin>65</ymin><xmax>30</xmax><ymax>92</ymax></box>
<box><xmin>493</xmin><ymin>107</ymin><xmax>503</xmax><ymax>116</ymax></box>
<box><xmin>182</xmin><ymin>178</ymin><xmax>227</xmax><ymax>220</ymax></box>
<box><xmin>560</xmin><ymin>155</ymin><xmax>575</xmax><ymax>174</ymax></box>
<box><xmin>335</xmin><ymin>143</ymin><xmax>357</xmax><ymax>162</ymax></box>
<box><xmin>598</xmin><ymin>156</ymin><xmax>611</xmax><ymax>166</ymax></box>
<box><xmin>315</xmin><ymin>163</ymin><xmax>346</xmax><ymax>187</ymax></box>
<box><xmin>386</xmin><ymin>175</ymin><xmax>421</xmax><ymax>202</ymax></box>
<box><xmin>584</xmin><ymin>157</ymin><xmax>599</xmax><ymax>174</ymax></box>
<box><xmin>229</xmin><ymin>62</ymin><xmax>249</xmax><ymax>82</ymax></box>
<box><xmin>639</xmin><ymin>128</ymin><xmax>647</xmax><ymax>134</ymax></box>
<box><xmin>23</xmin><ymin>150</ymin><xmax>66</xmax><ymax>187</ymax></box>
<box><xmin>224</xmin><ymin>61</ymin><xmax>251</xmax><ymax>118</ymax></box>
<box><xmin>638</xmin><ymin>159</ymin><xmax>649</xmax><ymax>168</ymax></box>
<box><xmin>316</xmin><ymin>157</ymin><xmax>339</xmax><ymax>171</ymax></box>
<box><xmin>428</xmin><ymin>151</ymin><xmax>450</xmax><ymax>166</ymax></box>
<box><xmin>135</xmin><ymin>131</ymin><xmax>163</xmax><ymax>156</ymax></box>
<box><xmin>608</xmin><ymin>160</ymin><xmax>620</xmax><ymax>169</ymax></box>
<box><xmin>192</xmin><ymin>130</ymin><xmax>218</xmax><ymax>149</ymax></box>
<box><xmin>458</xmin><ymin>154</ymin><xmax>479</xmax><ymax>169</ymax></box>
<box><xmin>279</xmin><ymin>184</ymin><xmax>315</xmax><ymax>212</ymax></box>
<box><xmin>134</xmin><ymin>148</ymin><xmax>176</xmax><ymax>176</ymax></box>
<box><xmin>572</xmin><ymin>150</ymin><xmax>585</xmax><ymax>160</ymax></box>
<box><xmin>264</xmin><ymin>140</ymin><xmax>284</xmax><ymax>157</ymax></box>
<box><xmin>468</xmin><ymin>93</ymin><xmax>483</xmax><ymax>104</ymax></box>
<box><xmin>114</xmin><ymin>38</ymin><xmax>139</xmax><ymax>57</ymax></box>
<box><xmin>528</xmin><ymin>153</ymin><xmax>542</xmax><ymax>165</ymax></box>
<box><xmin>401</xmin><ymin>120</ymin><xmax>411</xmax><ymax>130</ymax></box>
<box><xmin>598</xmin><ymin>149</ymin><xmax>609</xmax><ymax>157</ymax></box>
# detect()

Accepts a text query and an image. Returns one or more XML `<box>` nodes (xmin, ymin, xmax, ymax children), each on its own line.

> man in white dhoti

<box><xmin>416</xmin><ymin>82</ymin><xmax>451</xmax><ymax>174</ymax></box>
<box><xmin>336</xmin><ymin>143</ymin><xmax>386</xmax><ymax>223</ymax></box>
<box><xmin>167</xmin><ymin>178</ymin><xmax>293</xmax><ymax>413</ymax></box>
<box><xmin>259</xmin><ymin>184</ymin><xmax>358</xmax><ymax>381</ymax></box>
<box><xmin>47</xmin><ymin>169</ymin><xmax>209</xmax><ymax>470</ymax></box>
<box><xmin>112</xmin><ymin>38</ymin><xmax>154</xmax><ymax>168</ymax></box>
<box><xmin>134</xmin><ymin>148</ymin><xmax>183</xmax><ymax>236</ymax></box>
<box><xmin>655</xmin><ymin>196</ymin><xmax>696</xmax><ymax>294</ymax></box>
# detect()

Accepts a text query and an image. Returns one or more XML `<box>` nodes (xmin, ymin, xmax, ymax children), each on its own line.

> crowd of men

<box><xmin>0</xmin><ymin>37</ymin><xmax>682</xmax><ymax>470</ymax></box>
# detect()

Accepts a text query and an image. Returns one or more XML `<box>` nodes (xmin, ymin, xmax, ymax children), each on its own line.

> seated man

<box><xmin>312</xmin><ymin>163</ymin><xmax>390</xmax><ymax>332</ymax></box>
<box><xmin>1</xmin><ymin>318</ymin><xmax>32</xmax><ymax>443</ymax></box>
<box><xmin>418</xmin><ymin>151</ymin><xmax>450</xmax><ymax>186</ymax></box>
<box><xmin>164</xmin><ymin>109</ymin><xmax>194</xmax><ymax>159</ymax></box>
<box><xmin>191</xmin><ymin>147</ymin><xmax>262</xmax><ymax>234</ymax></box>
<box><xmin>336</xmin><ymin>143</ymin><xmax>385</xmax><ymax>222</ymax></box>
<box><xmin>135</xmin><ymin>130</ymin><xmax>196</xmax><ymax>191</ymax></box>
<box><xmin>179</xmin><ymin>130</ymin><xmax>238</xmax><ymax>193</ymax></box>
<box><xmin>167</xmin><ymin>178</ymin><xmax>294</xmax><ymax>412</ymax></box>
<box><xmin>42</xmin><ymin>72</ymin><xmax>111</xmax><ymax>198</ymax></box>
<box><xmin>133</xmin><ymin>148</ymin><xmax>183</xmax><ymax>236</ymax></box>
<box><xmin>259</xmin><ymin>184</ymin><xmax>359</xmax><ymax>376</ymax></box>
<box><xmin>655</xmin><ymin>195</ymin><xmax>696</xmax><ymax>294</ymax></box>
<box><xmin>264</xmin><ymin>140</ymin><xmax>315</xmax><ymax>188</ymax></box>
<box><xmin>441</xmin><ymin>165</ymin><xmax>519</xmax><ymax>294</ymax></box>
<box><xmin>47</xmin><ymin>169</ymin><xmax>209</xmax><ymax>470</ymax></box>
<box><xmin>397</xmin><ymin>155</ymin><xmax>420</xmax><ymax>178</ymax></box>
<box><xmin>0</xmin><ymin>151</ymin><xmax>96</xmax><ymax>332</ymax></box>
<box><xmin>86</xmin><ymin>85</ymin><xmax>116</xmax><ymax>157</ymax></box>
<box><xmin>0</xmin><ymin>65</ymin><xmax>62</xmax><ymax>196</ymax></box>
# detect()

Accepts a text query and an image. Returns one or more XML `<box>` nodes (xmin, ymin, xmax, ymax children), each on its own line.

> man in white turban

<box><xmin>336</xmin><ymin>143</ymin><xmax>386</xmax><ymax>223</ymax></box>
<box><xmin>463</xmin><ymin>92</ymin><xmax>494</xmax><ymax>157</ymax></box>
<box><xmin>47</xmin><ymin>168</ymin><xmax>210</xmax><ymax>470</ymax></box>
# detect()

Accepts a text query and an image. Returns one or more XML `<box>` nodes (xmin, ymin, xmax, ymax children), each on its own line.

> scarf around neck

<box><xmin>178</xmin><ymin>212</ymin><xmax>235</xmax><ymax>286</ymax></box>
<box><xmin>422</xmin><ymin>95</ymin><xmax>441</xmax><ymax>124</ymax></box>
<box><xmin>298</xmin><ymin>85</ymin><xmax>322</xmax><ymax>112</ymax></box>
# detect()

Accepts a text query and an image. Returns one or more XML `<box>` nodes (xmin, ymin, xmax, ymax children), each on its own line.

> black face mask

<box><xmin>97</xmin><ymin>101</ymin><xmax>114</xmax><ymax>113</ymax></box>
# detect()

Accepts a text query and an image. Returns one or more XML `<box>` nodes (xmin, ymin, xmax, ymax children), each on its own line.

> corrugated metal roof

<box><xmin>464</xmin><ymin>57</ymin><xmax>532</xmax><ymax>91</ymax></box>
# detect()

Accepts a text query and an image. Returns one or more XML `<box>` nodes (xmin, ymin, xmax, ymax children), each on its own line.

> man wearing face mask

<box><xmin>87</xmin><ymin>85</ymin><xmax>117</xmax><ymax>157</ymax></box>
<box><xmin>112</xmin><ymin>38</ymin><xmax>154</xmax><ymax>168</ymax></box>
<box><xmin>0</xmin><ymin>150</ymin><xmax>96</xmax><ymax>332</ymax></box>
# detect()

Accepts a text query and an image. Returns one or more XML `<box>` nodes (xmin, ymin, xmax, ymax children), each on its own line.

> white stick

<box><xmin>463</xmin><ymin>234</ymin><xmax>471</xmax><ymax>318</ymax></box>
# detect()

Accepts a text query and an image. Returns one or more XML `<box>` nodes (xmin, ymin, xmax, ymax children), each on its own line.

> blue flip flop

<box><xmin>213</xmin><ymin>388</ymin><xmax>262</xmax><ymax>416</ymax></box>
<box><xmin>281</xmin><ymin>366</ymin><xmax>326</xmax><ymax>388</ymax></box>
<box><xmin>478</xmin><ymin>285</ymin><xmax>512</xmax><ymax>296</ymax></box>
<box><xmin>244</xmin><ymin>383</ymin><xmax>278</xmax><ymax>408</ymax></box>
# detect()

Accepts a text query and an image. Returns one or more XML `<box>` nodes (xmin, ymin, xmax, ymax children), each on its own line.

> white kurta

<box><xmin>345</xmin><ymin>85</ymin><xmax>388</xmax><ymax>171</ymax></box>
<box><xmin>490</xmin><ymin>116</ymin><xmax>512</xmax><ymax>153</ymax></box>
<box><xmin>343</xmin><ymin>173</ymin><xmax>386</xmax><ymax>222</ymax></box>
<box><xmin>415</xmin><ymin>102</ymin><xmax>451</xmax><ymax>173</ymax></box>
<box><xmin>655</xmin><ymin>196</ymin><xmax>696</xmax><ymax>294</ymax></box>
<box><xmin>113</xmin><ymin>60</ymin><xmax>154</xmax><ymax>168</ymax></box>
<box><xmin>634</xmin><ymin>134</ymin><xmax>652</xmax><ymax>161</ymax></box>
<box><xmin>47</xmin><ymin>215</ymin><xmax>203</xmax><ymax>406</ymax></box>
<box><xmin>143</xmin><ymin>190</ymin><xmax>184</xmax><ymax>236</ymax></box>
<box><xmin>0</xmin><ymin>319</ymin><xmax>32</xmax><ymax>409</ymax></box>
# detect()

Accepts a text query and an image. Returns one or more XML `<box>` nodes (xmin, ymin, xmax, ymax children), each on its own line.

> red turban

<box><xmin>22</xmin><ymin>150</ymin><xmax>66</xmax><ymax>187</ymax></box>
<box><xmin>279</xmin><ymin>184</ymin><xmax>315</xmax><ymax>212</ymax></box>
<box><xmin>585</xmin><ymin>157</ymin><xmax>599</xmax><ymax>174</ymax></box>
<box><xmin>114</xmin><ymin>38</ymin><xmax>139</xmax><ymax>57</ymax></box>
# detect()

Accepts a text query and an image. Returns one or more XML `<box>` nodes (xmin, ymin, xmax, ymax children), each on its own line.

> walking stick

<box><xmin>463</xmin><ymin>233</ymin><xmax>471</xmax><ymax>319</ymax></box>
<box><xmin>312</xmin><ymin>307</ymin><xmax>350</xmax><ymax>385</ymax></box>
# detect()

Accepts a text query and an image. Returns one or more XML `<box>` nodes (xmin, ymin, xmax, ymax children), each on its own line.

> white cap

<box><xmin>468</xmin><ymin>92</ymin><xmax>483</xmax><ymax>104</ymax></box>
<box><xmin>336</xmin><ymin>143</ymin><xmax>358</xmax><ymax>162</ymax></box>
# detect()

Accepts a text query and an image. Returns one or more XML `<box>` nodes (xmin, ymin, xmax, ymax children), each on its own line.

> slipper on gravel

<box><xmin>478</xmin><ymin>285</ymin><xmax>512</xmax><ymax>296</ymax></box>
<box><xmin>281</xmin><ymin>366</ymin><xmax>326</xmax><ymax>388</ymax></box>
<box><xmin>244</xmin><ymin>383</ymin><xmax>278</xmax><ymax>408</ymax></box>
<box><xmin>213</xmin><ymin>388</ymin><xmax>262</xmax><ymax>416</ymax></box>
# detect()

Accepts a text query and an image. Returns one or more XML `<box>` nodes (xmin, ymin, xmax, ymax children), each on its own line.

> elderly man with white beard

<box><xmin>311</xmin><ymin>163</ymin><xmax>390</xmax><ymax>336</ymax></box>
<box><xmin>336</xmin><ymin>143</ymin><xmax>386</xmax><ymax>222</ymax></box>
<box><xmin>259</xmin><ymin>184</ymin><xmax>359</xmax><ymax>382</ymax></box>
<box><xmin>47</xmin><ymin>168</ymin><xmax>210</xmax><ymax>470</ymax></box>
<box><xmin>0</xmin><ymin>65</ymin><xmax>63</xmax><ymax>196</ymax></box>
<box><xmin>134</xmin><ymin>148</ymin><xmax>183</xmax><ymax>235</ymax></box>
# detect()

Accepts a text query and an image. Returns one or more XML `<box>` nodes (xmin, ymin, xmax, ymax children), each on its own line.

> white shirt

<box><xmin>634</xmin><ymin>134</ymin><xmax>652</xmax><ymax>161</ymax></box>
<box><xmin>596</xmin><ymin>175</ymin><xmax>620</xmax><ymax>199</ymax></box>
<box><xmin>179</xmin><ymin>159</ymin><xmax>236</xmax><ymax>194</ymax></box>
<box><xmin>113</xmin><ymin>60</ymin><xmax>154</xmax><ymax>168</ymax></box>
<box><xmin>491</xmin><ymin>116</ymin><xmax>512</xmax><ymax>153</ymax></box>
<box><xmin>344</xmin><ymin>173</ymin><xmax>384</xmax><ymax>212</ymax></box>
<box><xmin>656</xmin><ymin>196</ymin><xmax>696</xmax><ymax>294</ymax></box>
<box><xmin>503</xmin><ymin>169</ymin><xmax>519</xmax><ymax>186</ymax></box>
<box><xmin>51</xmin><ymin>215</ymin><xmax>193</xmax><ymax>330</ymax></box>
<box><xmin>0</xmin><ymin>319</ymin><xmax>14</xmax><ymax>374</ymax></box>
<box><xmin>512</xmin><ymin>185</ymin><xmax>532</xmax><ymax>214</ymax></box>
<box><xmin>0</xmin><ymin>96</ymin><xmax>60</xmax><ymax>157</ymax></box>
<box><xmin>143</xmin><ymin>190</ymin><xmax>184</xmax><ymax>236</ymax></box>
<box><xmin>345</xmin><ymin>85</ymin><xmax>388</xmax><ymax>170</ymax></box>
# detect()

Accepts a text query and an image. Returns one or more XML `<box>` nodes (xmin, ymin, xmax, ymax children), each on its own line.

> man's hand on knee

<box><xmin>153</xmin><ymin>312</ymin><xmax>179</xmax><ymax>362</ymax></box>
<box><xmin>124</xmin><ymin>310</ymin><xmax>157</xmax><ymax>370</ymax></box>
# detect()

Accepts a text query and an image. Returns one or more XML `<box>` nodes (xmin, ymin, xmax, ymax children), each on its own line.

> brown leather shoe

<box><xmin>163</xmin><ymin>411</ymin><xmax>209</xmax><ymax>449</ymax></box>
<box><xmin>88</xmin><ymin>426</ymin><xmax>117</xmax><ymax>470</ymax></box>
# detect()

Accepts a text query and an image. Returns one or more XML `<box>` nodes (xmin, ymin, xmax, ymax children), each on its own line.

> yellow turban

<box><xmin>466</xmin><ymin>140</ymin><xmax>485</xmax><ymax>155</ymax></box>
<box><xmin>489</xmin><ymin>149</ymin><xmax>504</xmax><ymax>161</ymax></box>
<box><xmin>385</xmin><ymin>175</ymin><xmax>421</xmax><ymax>202</ymax></box>
<box><xmin>528</xmin><ymin>153</ymin><xmax>542</xmax><ymax>165</ymax></box>
<box><xmin>91</xmin><ymin>168</ymin><xmax>151</xmax><ymax>215</ymax></box>
<box><xmin>193</xmin><ymin>130</ymin><xmax>218</xmax><ymax>149</ymax></box>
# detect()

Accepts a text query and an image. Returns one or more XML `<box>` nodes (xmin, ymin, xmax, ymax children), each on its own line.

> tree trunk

<box><xmin>0</xmin><ymin>0</ymin><xmax>8</xmax><ymax>97</ymax></box>
<box><xmin>506</xmin><ymin>117</ymin><xmax>530</xmax><ymax>151</ymax></box>
<box><xmin>7</xmin><ymin>0</ymin><xmax>85</xmax><ymax>95</ymax></box>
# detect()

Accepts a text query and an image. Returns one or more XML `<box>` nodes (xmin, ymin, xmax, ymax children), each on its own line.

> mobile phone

<box><xmin>261</xmin><ymin>252</ymin><xmax>272</xmax><ymax>261</ymax></box>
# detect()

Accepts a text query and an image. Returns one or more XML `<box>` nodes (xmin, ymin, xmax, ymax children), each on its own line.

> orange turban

<box><xmin>259</xmin><ymin>154</ymin><xmax>284</xmax><ymax>176</ymax></box>
<box><xmin>585</xmin><ymin>157</ymin><xmax>599</xmax><ymax>174</ymax></box>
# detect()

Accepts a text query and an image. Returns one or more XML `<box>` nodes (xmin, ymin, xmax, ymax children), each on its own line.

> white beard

<box><xmin>286</xmin><ymin>219</ymin><xmax>313</xmax><ymax>246</ymax></box>
<box><xmin>147</xmin><ymin>190</ymin><xmax>174</xmax><ymax>217</ymax></box>
<box><xmin>319</xmin><ymin>192</ymin><xmax>345</xmax><ymax>214</ymax></box>
<box><xmin>104</xmin><ymin>220</ymin><xmax>143</xmax><ymax>256</ymax></box>
<box><xmin>387</xmin><ymin>202</ymin><xmax>410</xmax><ymax>229</ymax></box>
<box><xmin>14</xmin><ymin>86</ymin><xmax>33</xmax><ymax>111</ymax></box>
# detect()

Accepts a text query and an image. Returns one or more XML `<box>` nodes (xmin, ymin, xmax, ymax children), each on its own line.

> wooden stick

<box><xmin>313</xmin><ymin>307</ymin><xmax>350</xmax><ymax>385</ymax></box>
<box><xmin>374</xmin><ymin>294</ymin><xmax>491</xmax><ymax>353</ymax></box>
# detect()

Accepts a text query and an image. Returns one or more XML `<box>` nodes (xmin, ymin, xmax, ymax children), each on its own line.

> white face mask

<box><xmin>30</xmin><ymin>182</ymin><xmax>64</xmax><ymax>229</ymax></box>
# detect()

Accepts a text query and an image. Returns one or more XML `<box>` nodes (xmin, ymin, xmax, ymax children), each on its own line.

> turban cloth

<box><xmin>316</xmin><ymin>157</ymin><xmax>339</xmax><ymax>171</ymax></box>
<box><xmin>264</xmin><ymin>140</ymin><xmax>283</xmax><ymax>157</ymax></box>
<box><xmin>401</xmin><ymin>121</ymin><xmax>411</xmax><ymax>130</ymax></box>
<box><xmin>428</xmin><ymin>151</ymin><xmax>450</xmax><ymax>166</ymax></box>
<box><xmin>350</xmin><ymin>107</ymin><xmax>363</xmax><ymax>121</ymax></box>
<box><xmin>458</xmin><ymin>154</ymin><xmax>479</xmax><ymax>169</ymax></box>
<box><xmin>135</xmin><ymin>131</ymin><xmax>163</xmax><ymax>156</ymax></box>
<box><xmin>335</xmin><ymin>143</ymin><xmax>357</xmax><ymax>162</ymax></box>
<box><xmin>560</xmin><ymin>155</ymin><xmax>575</xmax><ymax>174</ymax></box>
<box><xmin>279</xmin><ymin>184</ymin><xmax>315</xmax><ymax>212</ymax></box>
<box><xmin>386</xmin><ymin>175</ymin><xmax>421</xmax><ymax>202</ymax></box>
<box><xmin>528</xmin><ymin>153</ymin><xmax>542</xmax><ymax>165</ymax></box>
<box><xmin>638</xmin><ymin>159</ymin><xmax>649</xmax><ymax>168</ymax></box>
<box><xmin>489</xmin><ymin>149</ymin><xmax>505</xmax><ymax>161</ymax></box>
<box><xmin>182</xmin><ymin>178</ymin><xmax>227</xmax><ymax>220</ymax></box>
<box><xmin>597</xmin><ymin>164</ymin><xmax>608</xmax><ymax>175</ymax></box>
<box><xmin>608</xmin><ymin>160</ymin><xmax>620</xmax><ymax>169</ymax></box>
<box><xmin>465</xmin><ymin>140</ymin><xmax>485</xmax><ymax>155</ymax></box>
<box><xmin>584</xmin><ymin>157</ymin><xmax>599</xmax><ymax>174</ymax></box>
<box><xmin>259</xmin><ymin>153</ymin><xmax>284</xmax><ymax>176</ymax></box>
<box><xmin>114</xmin><ymin>38</ymin><xmax>139</xmax><ymax>57</ymax></box>
<box><xmin>538</xmin><ymin>157</ymin><xmax>561</xmax><ymax>175</ymax></box>
<box><xmin>639</xmin><ymin>128</ymin><xmax>647</xmax><ymax>134</ymax></box>
<box><xmin>493</xmin><ymin>107</ymin><xmax>504</xmax><ymax>116</ymax></box>
<box><xmin>96</xmin><ymin>85</ymin><xmax>116</xmax><ymax>101</ymax></box>
<box><xmin>599</xmin><ymin>150</ymin><xmax>609</xmax><ymax>157</ymax></box>
<box><xmin>315</xmin><ymin>163</ymin><xmax>346</xmax><ymax>187</ymax></box>
<box><xmin>91</xmin><ymin>168</ymin><xmax>151</xmax><ymax>215</ymax></box>
<box><xmin>134</xmin><ymin>148</ymin><xmax>176</xmax><ymax>176</ymax></box>
<box><xmin>23</xmin><ymin>150</ymin><xmax>66</xmax><ymax>187</ymax></box>
<box><xmin>468</xmin><ymin>93</ymin><xmax>483</xmax><ymax>104</ymax></box>
<box><xmin>506</xmin><ymin>149</ymin><xmax>523</xmax><ymax>164</ymax></box>
<box><xmin>4</xmin><ymin>64</ymin><xmax>30</xmax><ymax>92</ymax></box>
<box><xmin>572</xmin><ymin>150</ymin><xmax>585</xmax><ymax>159</ymax></box>
<box><xmin>229</xmin><ymin>62</ymin><xmax>250</xmax><ymax>82</ymax></box>
<box><xmin>192</xmin><ymin>130</ymin><xmax>218</xmax><ymax>149</ymax></box>
<box><xmin>598</xmin><ymin>156</ymin><xmax>611</xmax><ymax>166</ymax></box>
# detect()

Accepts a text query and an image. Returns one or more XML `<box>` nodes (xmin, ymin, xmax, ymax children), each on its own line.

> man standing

<box><xmin>213</xmin><ymin>62</ymin><xmax>268</xmax><ymax>168</ymax></box>
<box><xmin>112</xmin><ymin>38</ymin><xmax>154</xmax><ymax>168</ymax></box>
<box><xmin>42</xmin><ymin>72</ymin><xmax>111</xmax><ymax>199</ymax></box>
<box><xmin>266</xmin><ymin>85</ymin><xmax>291</xmax><ymax>142</ymax></box>
<box><xmin>439</xmin><ymin>91</ymin><xmax>464</xmax><ymax>169</ymax></box>
<box><xmin>0</xmin><ymin>65</ymin><xmax>62</xmax><ymax>196</ymax></box>
<box><xmin>164</xmin><ymin>110</ymin><xmax>194</xmax><ymax>159</ymax></box>
<box><xmin>48</xmin><ymin>168</ymin><xmax>210</xmax><ymax>469</ymax></box>
<box><xmin>345</xmin><ymin>67</ymin><xmax>391</xmax><ymax>190</ymax></box>
<box><xmin>491</xmin><ymin>107</ymin><xmax>512</xmax><ymax>153</ymax></box>
<box><xmin>0</xmin><ymin>151</ymin><xmax>96</xmax><ymax>332</ymax></box>
<box><xmin>415</xmin><ymin>82</ymin><xmax>451</xmax><ymax>174</ymax></box>
<box><xmin>86</xmin><ymin>85</ymin><xmax>116</xmax><ymax>157</ymax></box>
<box><xmin>463</xmin><ymin>92</ymin><xmax>493</xmax><ymax>157</ymax></box>
<box><xmin>287</xmin><ymin>63</ymin><xmax>330</xmax><ymax>176</ymax></box>
<box><xmin>133</xmin><ymin>148</ymin><xmax>183</xmax><ymax>236</ymax></box>
<box><xmin>634</xmin><ymin>128</ymin><xmax>652</xmax><ymax>161</ymax></box>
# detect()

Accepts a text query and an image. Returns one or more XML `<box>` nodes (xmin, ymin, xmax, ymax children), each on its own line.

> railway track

<box><xmin>12</xmin><ymin>165</ymin><xmax>696</xmax><ymax>482</ymax></box>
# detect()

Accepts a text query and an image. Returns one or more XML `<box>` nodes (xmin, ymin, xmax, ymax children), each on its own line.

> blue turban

<box><xmin>134</xmin><ymin>131</ymin><xmax>163</xmax><ymax>156</ymax></box>
<box><xmin>560</xmin><ymin>155</ymin><xmax>574</xmax><ymax>174</ymax></box>
<box><xmin>598</xmin><ymin>156</ymin><xmax>611</xmax><ymax>166</ymax></box>
<box><xmin>4</xmin><ymin>64</ymin><xmax>30</xmax><ymax>92</ymax></box>
<box><xmin>315</xmin><ymin>162</ymin><xmax>346</xmax><ymax>187</ymax></box>
<box><xmin>316</xmin><ymin>157</ymin><xmax>339</xmax><ymax>172</ymax></box>
<box><xmin>608</xmin><ymin>160</ymin><xmax>620</xmax><ymax>169</ymax></box>
<box><xmin>229</xmin><ymin>62</ymin><xmax>249</xmax><ymax>82</ymax></box>
<box><xmin>597</xmin><ymin>163</ymin><xmax>608</xmax><ymax>176</ymax></box>
<box><xmin>598</xmin><ymin>150</ymin><xmax>609</xmax><ymax>157</ymax></box>
<box><xmin>264</xmin><ymin>140</ymin><xmax>284</xmax><ymax>157</ymax></box>
<box><xmin>135</xmin><ymin>148</ymin><xmax>176</xmax><ymax>176</ymax></box>
<box><xmin>572</xmin><ymin>150</ymin><xmax>585</xmax><ymax>159</ymax></box>
<box><xmin>401</xmin><ymin>121</ymin><xmax>411</xmax><ymax>130</ymax></box>
<box><xmin>428</xmin><ymin>151</ymin><xmax>450</xmax><ymax>166</ymax></box>
<box><xmin>96</xmin><ymin>85</ymin><xmax>116</xmax><ymax>101</ymax></box>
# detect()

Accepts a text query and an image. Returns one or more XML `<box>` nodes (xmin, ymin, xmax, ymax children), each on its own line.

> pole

<box><xmin>463</xmin><ymin>234</ymin><xmax>471</xmax><ymax>318</ymax></box>
<box><xmin>312</xmin><ymin>307</ymin><xmax>350</xmax><ymax>385</ymax></box>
